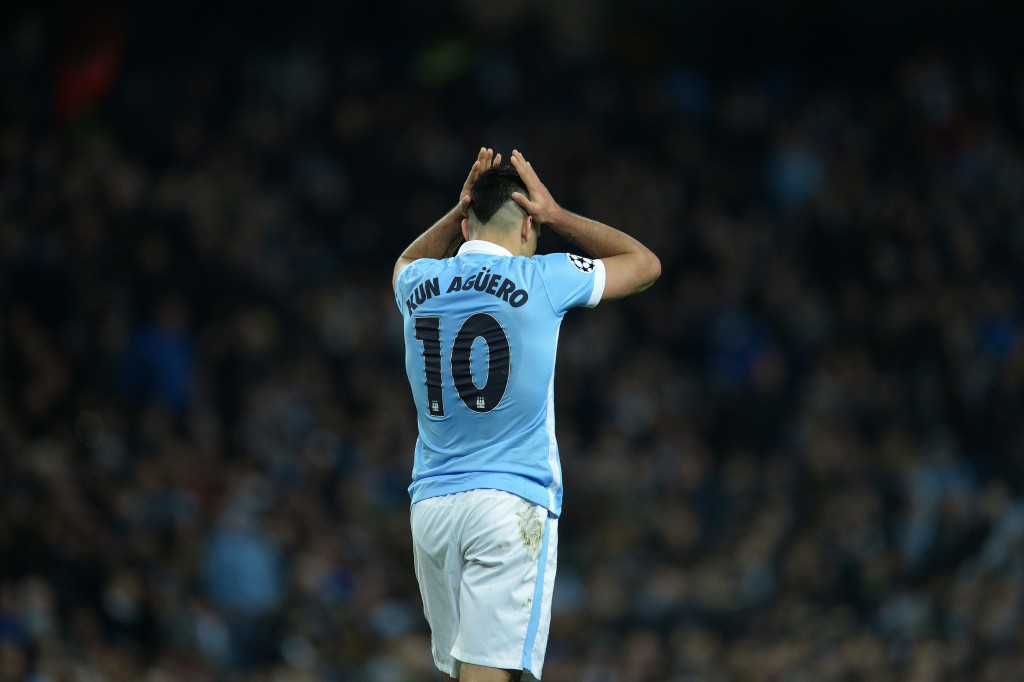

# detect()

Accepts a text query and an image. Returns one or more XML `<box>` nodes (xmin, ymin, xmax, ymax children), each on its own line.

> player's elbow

<box><xmin>645</xmin><ymin>250</ymin><xmax>662</xmax><ymax>284</ymax></box>
<box><xmin>602</xmin><ymin>250</ymin><xmax>661</xmax><ymax>300</ymax></box>
<box><xmin>634</xmin><ymin>250</ymin><xmax>661</xmax><ymax>293</ymax></box>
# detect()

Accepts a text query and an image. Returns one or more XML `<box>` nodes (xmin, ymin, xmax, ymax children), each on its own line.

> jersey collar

<box><xmin>457</xmin><ymin>240</ymin><xmax>514</xmax><ymax>257</ymax></box>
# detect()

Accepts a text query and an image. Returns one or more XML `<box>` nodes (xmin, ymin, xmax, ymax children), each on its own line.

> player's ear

<box><xmin>462</xmin><ymin>218</ymin><xmax>470</xmax><ymax>241</ymax></box>
<box><xmin>521</xmin><ymin>214</ymin><xmax>532</xmax><ymax>243</ymax></box>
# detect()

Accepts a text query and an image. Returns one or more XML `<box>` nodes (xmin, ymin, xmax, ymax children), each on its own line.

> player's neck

<box><xmin>470</xmin><ymin>234</ymin><xmax>524</xmax><ymax>256</ymax></box>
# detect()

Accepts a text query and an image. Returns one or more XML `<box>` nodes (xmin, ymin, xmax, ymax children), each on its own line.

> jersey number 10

<box><xmin>414</xmin><ymin>313</ymin><xmax>511</xmax><ymax>416</ymax></box>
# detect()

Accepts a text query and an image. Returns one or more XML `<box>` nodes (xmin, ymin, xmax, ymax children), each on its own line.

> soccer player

<box><xmin>392</xmin><ymin>147</ymin><xmax>661</xmax><ymax>681</ymax></box>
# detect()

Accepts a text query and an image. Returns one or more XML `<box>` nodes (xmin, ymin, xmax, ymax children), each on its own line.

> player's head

<box><xmin>465</xmin><ymin>166</ymin><xmax>538</xmax><ymax>255</ymax></box>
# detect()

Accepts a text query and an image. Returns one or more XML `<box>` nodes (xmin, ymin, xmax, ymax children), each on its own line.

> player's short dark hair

<box><xmin>469</xmin><ymin>166</ymin><xmax>528</xmax><ymax>225</ymax></box>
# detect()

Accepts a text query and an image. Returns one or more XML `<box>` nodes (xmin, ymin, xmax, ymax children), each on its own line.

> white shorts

<box><xmin>411</xmin><ymin>489</ymin><xmax>558</xmax><ymax>680</ymax></box>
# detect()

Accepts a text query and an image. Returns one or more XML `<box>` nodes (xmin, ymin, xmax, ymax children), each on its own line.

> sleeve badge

<box><xmin>567</xmin><ymin>253</ymin><xmax>596</xmax><ymax>273</ymax></box>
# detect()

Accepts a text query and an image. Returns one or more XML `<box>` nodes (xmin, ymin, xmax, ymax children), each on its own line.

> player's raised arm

<box><xmin>392</xmin><ymin>147</ymin><xmax>502</xmax><ymax>289</ymax></box>
<box><xmin>509</xmin><ymin>150</ymin><xmax>661</xmax><ymax>300</ymax></box>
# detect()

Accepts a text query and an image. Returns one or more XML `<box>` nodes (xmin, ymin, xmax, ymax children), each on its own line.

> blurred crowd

<box><xmin>3</xmin><ymin>2</ymin><xmax>1024</xmax><ymax>681</ymax></box>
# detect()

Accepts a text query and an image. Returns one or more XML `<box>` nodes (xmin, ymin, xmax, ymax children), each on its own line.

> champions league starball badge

<box><xmin>568</xmin><ymin>254</ymin><xmax>595</xmax><ymax>273</ymax></box>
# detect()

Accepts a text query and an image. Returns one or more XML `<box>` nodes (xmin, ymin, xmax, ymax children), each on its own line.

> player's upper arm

<box><xmin>534</xmin><ymin>253</ymin><xmax>606</xmax><ymax>313</ymax></box>
<box><xmin>598</xmin><ymin>250</ymin><xmax>661</xmax><ymax>301</ymax></box>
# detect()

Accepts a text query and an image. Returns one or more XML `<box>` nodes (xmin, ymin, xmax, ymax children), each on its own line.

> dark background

<box><xmin>3</xmin><ymin>1</ymin><xmax>1024</xmax><ymax>680</ymax></box>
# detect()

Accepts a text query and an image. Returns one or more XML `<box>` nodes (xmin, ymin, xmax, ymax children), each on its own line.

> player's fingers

<box><xmin>511</xmin><ymin>149</ymin><xmax>523</xmax><ymax>165</ymax></box>
<box><xmin>511</xmin><ymin>149</ymin><xmax>536</xmax><ymax>179</ymax></box>
<box><xmin>510</xmin><ymin>150</ymin><xmax>529</xmax><ymax>177</ymax></box>
<box><xmin>467</xmin><ymin>158</ymin><xmax>484</xmax><ymax>184</ymax></box>
<box><xmin>510</xmin><ymin>191</ymin><xmax>532</xmax><ymax>210</ymax></box>
<box><xmin>493</xmin><ymin>153</ymin><xmax>502</xmax><ymax>166</ymax></box>
<box><xmin>469</xmin><ymin>148</ymin><xmax>486</xmax><ymax>172</ymax></box>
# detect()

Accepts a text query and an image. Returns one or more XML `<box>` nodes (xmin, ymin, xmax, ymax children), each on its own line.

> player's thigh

<box><xmin>411</xmin><ymin>494</ymin><xmax>459</xmax><ymax>605</ymax></box>
<box><xmin>454</xmin><ymin>491</ymin><xmax>557</xmax><ymax>673</ymax></box>
<box><xmin>411</xmin><ymin>495</ymin><xmax>464</xmax><ymax>676</ymax></box>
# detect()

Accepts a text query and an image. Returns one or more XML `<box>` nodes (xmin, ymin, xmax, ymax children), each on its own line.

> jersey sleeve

<box><xmin>534</xmin><ymin>253</ymin><xmax>606</xmax><ymax>314</ymax></box>
<box><xmin>394</xmin><ymin>259</ymin><xmax>435</xmax><ymax>315</ymax></box>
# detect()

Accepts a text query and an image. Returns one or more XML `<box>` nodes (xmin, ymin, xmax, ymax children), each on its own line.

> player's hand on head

<box><xmin>509</xmin><ymin>150</ymin><xmax>560</xmax><ymax>225</ymax></box>
<box><xmin>460</xmin><ymin>147</ymin><xmax>502</xmax><ymax>217</ymax></box>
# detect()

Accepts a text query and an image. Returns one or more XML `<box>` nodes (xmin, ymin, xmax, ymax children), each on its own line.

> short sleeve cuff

<box><xmin>584</xmin><ymin>259</ymin><xmax>606</xmax><ymax>308</ymax></box>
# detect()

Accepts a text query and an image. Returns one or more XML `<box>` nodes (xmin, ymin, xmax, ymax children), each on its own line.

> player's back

<box><xmin>395</xmin><ymin>240</ymin><xmax>604</xmax><ymax>516</ymax></box>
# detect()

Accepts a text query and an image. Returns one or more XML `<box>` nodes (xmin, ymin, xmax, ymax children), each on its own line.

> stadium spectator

<box><xmin>2</xmin><ymin>2</ymin><xmax>1024</xmax><ymax>680</ymax></box>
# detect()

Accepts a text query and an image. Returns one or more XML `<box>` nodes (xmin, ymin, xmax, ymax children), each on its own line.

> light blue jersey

<box><xmin>395</xmin><ymin>240</ymin><xmax>606</xmax><ymax>517</ymax></box>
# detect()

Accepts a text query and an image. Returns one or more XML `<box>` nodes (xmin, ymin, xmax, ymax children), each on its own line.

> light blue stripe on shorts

<box><xmin>521</xmin><ymin>515</ymin><xmax>551</xmax><ymax>672</ymax></box>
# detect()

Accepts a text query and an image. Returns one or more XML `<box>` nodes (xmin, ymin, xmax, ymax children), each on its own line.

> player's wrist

<box><xmin>540</xmin><ymin>203</ymin><xmax>566</xmax><ymax>229</ymax></box>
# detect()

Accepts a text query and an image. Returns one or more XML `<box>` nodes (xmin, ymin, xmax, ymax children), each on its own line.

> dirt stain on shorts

<box><xmin>516</xmin><ymin>501</ymin><xmax>544</xmax><ymax>559</ymax></box>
